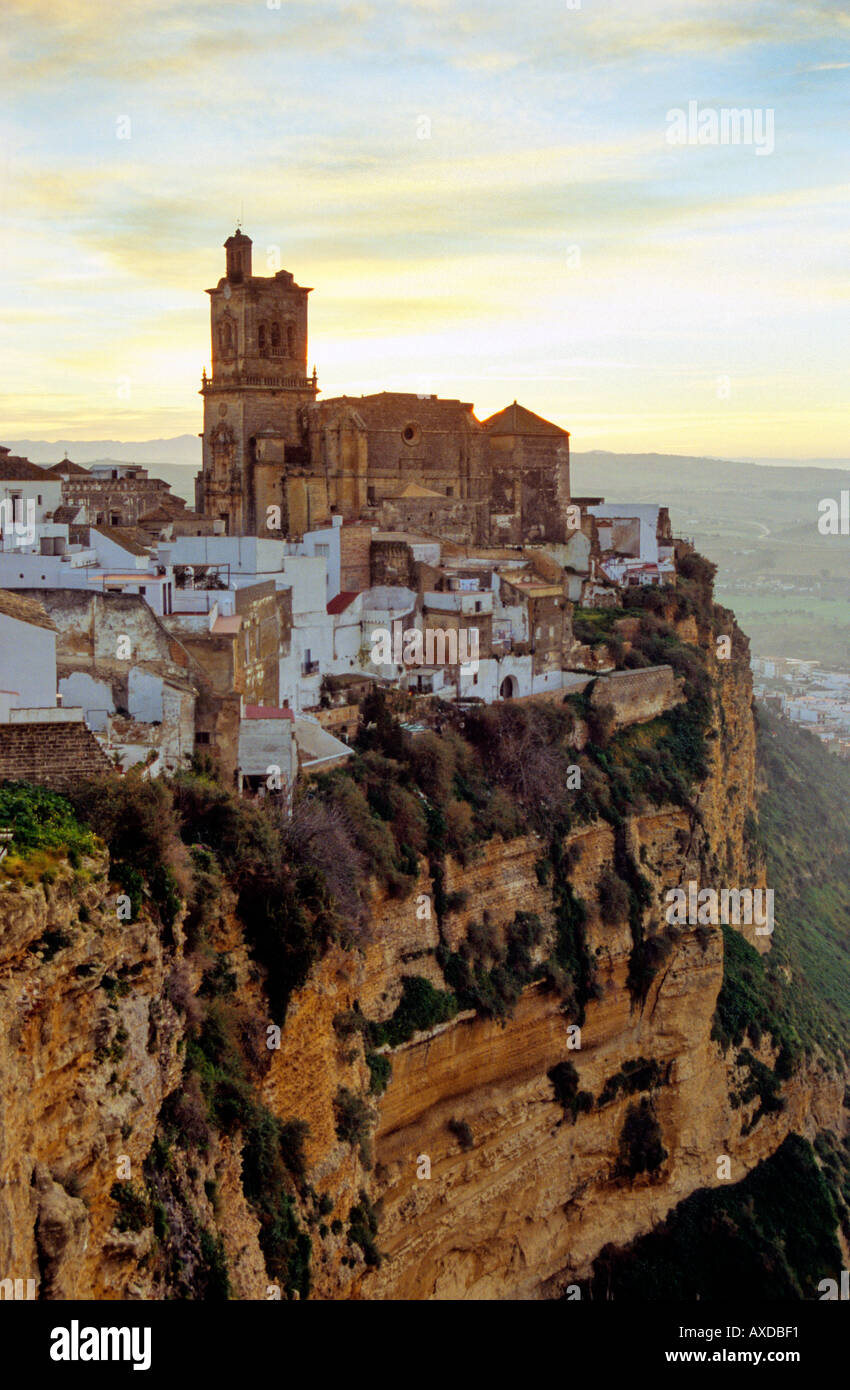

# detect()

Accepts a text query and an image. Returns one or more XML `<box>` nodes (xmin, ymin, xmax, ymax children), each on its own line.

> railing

<box><xmin>201</xmin><ymin>371</ymin><xmax>317</xmax><ymax>392</ymax></box>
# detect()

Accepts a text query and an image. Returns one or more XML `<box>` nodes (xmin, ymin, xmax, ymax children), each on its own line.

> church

<box><xmin>196</xmin><ymin>230</ymin><xmax>572</xmax><ymax>546</ymax></box>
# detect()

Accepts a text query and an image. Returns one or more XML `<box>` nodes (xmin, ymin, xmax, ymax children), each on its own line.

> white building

<box><xmin>0</xmin><ymin>589</ymin><xmax>58</xmax><ymax>718</ymax></box>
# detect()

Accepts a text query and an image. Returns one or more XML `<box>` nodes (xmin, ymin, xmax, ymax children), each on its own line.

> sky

<box><xmin>2</xmin><ymin>0</ymin><xmax>849</xmax><ymax>456</ymax></box>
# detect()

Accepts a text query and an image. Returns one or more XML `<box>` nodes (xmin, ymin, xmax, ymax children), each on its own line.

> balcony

<box><xmin>201</xmin><ymin>369</ymin><xmax>318</xmax><ymax>393</ymax></box>
<box><xmin>301</xmin><ymin>660</ymin><xmax>320</xmax><ymax>677</ymax></box>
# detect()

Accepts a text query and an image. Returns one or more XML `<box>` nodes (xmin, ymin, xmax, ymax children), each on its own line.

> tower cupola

<box><xmin>224</xmin><ymin>228</ymin><xmax>252</xmax><ymax>283</ymax></box>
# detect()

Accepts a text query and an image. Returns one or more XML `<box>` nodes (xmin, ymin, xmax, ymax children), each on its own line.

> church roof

<box><xmin>388</xmin><ymin>481</ymin><xmax>446</xmax><ymax>500</ymax></box>
<box><xmin>45</xmin><ymin>458</ymin><xmax>89</xmax><ymax>476</ymax></box>
<box><xmin>314</xmin><ymin>392</ymin><xmax>479</xmax><ymax>430</ymax></box>
<box><xmin>481</xmin><ymin>402</ymin><xmax>569</xmax><ymax>438</ymax></box>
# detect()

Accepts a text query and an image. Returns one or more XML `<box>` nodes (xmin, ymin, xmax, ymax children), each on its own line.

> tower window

<box><xmin>258</xmin><ymin>323</ymin><xmax>267</xmax><ymax>352</ymax></box>
<box><xmin>402</xmin><ymin>423</ymin><xmax>422</xmax><ymax>446</ymax></box>
<box><xmin>286</xmin><ymin>325</ymin><xmax>295</xmax><ymax>355</ymax></box>
<box><xmin>271</xmin><ymin>322</ymin><xmax>281</xmax><ymax>349</ymax></box>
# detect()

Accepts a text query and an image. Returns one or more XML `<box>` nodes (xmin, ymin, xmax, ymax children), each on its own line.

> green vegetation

<box><xmin>241</xmin><ymin>1107</ymin><xmax>311</xmax><ymax>1298</ymax></box>
<box><xmin>582</xmin><ymin>1133</ymin><xmax>848</xmax><ymax>1299</ymax></box>
<box><xmin>754</xmin><ymin>705</ymin><xmax>850</xmax><ymax>1059</ymax></box>
<box><xmin>0</xmin><ymin>781</ymin><xmax>96</xmax><ymax>882</ymax></box>
<box><xmin>616</xmin><ymin>1097</ymin><xmax>668</xmax><ymax>1179</ymax></box>
<box><xmin>597</xmin><ymin>1057</ymin><xmax>670</xmax><ymax>1107</ymax></box>
<box><xmin>547</xmin><ymin>1060</ymin><xmax>594</xmax><ymax>1123</ymax></box>
<box><xmin>333</xmin><ymin>1086</ymin><xmax>373</xmax><ymax>1167</ymax></box>
<box><xmin>447</xmin><ymin>1117</ymin><xmax>474</xmax><ymax>1150</ymax></box>
<box><xmin>365</xmin><ymin>1051</ymin><xmax>392</xmax><ymax>1095</ymax></box>
<box><xmin>441</xmin><ymin>911</ymin><xmax>546</xmax><ymax>1022</ymax></box>
<box><xmin>347</xmin><ymin>1190</ymin><xmax>381</xmax><ymax>1268</ymax></box>
<box><xmin>366</xmin><ymin>975</ymin><xmax>459</xmax><ymax>1048</ymax></box>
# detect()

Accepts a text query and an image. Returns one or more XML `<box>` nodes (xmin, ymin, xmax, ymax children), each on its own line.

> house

<box><xmin>0</xmin><ymin>447</ymin><xmax>62</xmax><ymax>544</ymax></box>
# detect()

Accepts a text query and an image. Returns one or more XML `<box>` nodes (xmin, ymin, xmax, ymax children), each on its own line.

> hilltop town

<box><xmin>0</xmin><ymin>230</ymin><xmax>688</xmax><ymax>793</ymax></box>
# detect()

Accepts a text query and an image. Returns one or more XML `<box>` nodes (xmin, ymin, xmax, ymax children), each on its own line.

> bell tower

<box><xmin>196</xmin><ymin>229</ymin><xmax>320</xmax><ymax>535</ymax></box>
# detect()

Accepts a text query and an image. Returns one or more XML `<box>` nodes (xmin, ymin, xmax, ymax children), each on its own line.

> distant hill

<box><xmin>4</xmin><ymin>436</ymin><xmax>200</xmax><ymax>468</ymax></box>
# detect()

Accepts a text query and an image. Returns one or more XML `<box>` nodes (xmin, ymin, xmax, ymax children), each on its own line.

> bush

<box><xmin>598</xmin><ymin>1057</ymin><xmax>669</xmax><ymax>1107</ymax></box>
<box><xmin>368</xmin><ymin>976</ymin><xmax>458</xmax><ymax>1048</ymax></box>
<box><xmin>347</xmin><ymin>1190</ymin><xmax>381</xmax><ymax>1267</ymax></box>
<box><xmin>598</xmin><ymin>868</ymin><xmax>630</xmax><ymax>925</ymax></box>
<box><xmin>0</xmin><ymin>781</ymin><xmax>96</xmax><ymax>859</ymax></box>
<box><xmin>547</xmin><ymin>1060</ymin><xmax>593</xmax><ymax>1122</ymax></box>
<box><xmin>109</xmin><ymin>1180</ymin><xmax>151</xmax><ymax>1233</ymax></box>
<box><xmin>448</xmin><ymin>1117</ymin><xmax>474</xmax><ymax>1150</ymax></box>
<box><xmin>366</xmin><ymin>1051</ymin><xmax>392</xmax><ymax>1095</ymax></box>
<box><xmin>333</xmin><ymin>1087</ymin><xmax>372</xmax><ymax>1151</ymax></box>
<box><xmin>617</xmin><ymin>1098</ymin><xmax>667</xmax><ymax>1178</ymax></box>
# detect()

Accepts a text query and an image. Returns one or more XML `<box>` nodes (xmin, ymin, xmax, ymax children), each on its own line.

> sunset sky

<box><xmin>2</xmin><ymin>0</ymin><xmax>849</xmax><ymax>456</ymax></box>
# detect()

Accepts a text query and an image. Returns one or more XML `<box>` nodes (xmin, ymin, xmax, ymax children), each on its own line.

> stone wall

<box><xmin>591</xmin><ymin>665</ymin><xmax>684</xmax><ymax>728</ymax></box>
<box><xmin>0</xmin><ymin>721</ymin><xmax>112</xmax><ymax>790</ymax></box>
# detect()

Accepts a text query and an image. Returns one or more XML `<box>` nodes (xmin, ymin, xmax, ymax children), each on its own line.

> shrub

<box><xmin>333</xmin><ymin>1087</ymin><xmax>372</xmax><ymax>1152</ymax></box>
<box><xmin>598</xmin><ymin>1057</ymin><xmax>669</xmax><ymax>1107</ymax></box>
<box><xmin>448</xmin><ymin>1117</ymin><xmax>474</xmax><ymax>1150</ymax></box>
<box><xmin>366</xmin><ymin>1051</ymin><xmax>392</xmax><ymax>1095</ymax></box>
<box><xmin>368</xmin><ymin>976</ymin><xmax>459</xmax><ymax>1048</ymax></box>
<box><xmin>547</xmin><ymin>1060</ymin><xmax>593</xmax><ymax>1122</ymax></box>
<box><xmin>617</xmin><ymin>1098</ymin><xmax>667</xmax><ymax>1178</ymax></box>
<box><xmin>598</xmin><ymin>868</ymin><xmax>630</xmax><ymax>925</ymax></box>
<box><xmin>0</xmin><ymin>781</ymin><xmax>97</xmax><ymax>860</ymax></box>
<box><xmin>347</xmin><ymin>1190</ymin><xmax>381</xmax><ymax>1267</ymax></box>
<box><xmin>110</xmin><ymin>1180</ymin><xmax>151</xmax><ymax>1233</ymax></box>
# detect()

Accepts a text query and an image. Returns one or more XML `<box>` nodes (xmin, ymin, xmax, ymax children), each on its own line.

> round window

<box><xmin>401</xmin><ymin>422</ymin><xmax>421</xmax><ymax>446</ymax></box>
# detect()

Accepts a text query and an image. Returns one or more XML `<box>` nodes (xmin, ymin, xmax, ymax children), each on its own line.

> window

<box><xmin>196</xmin><ymin>732</ymin><xmax>211</xmax><ymax>745</ymax></box>
<box><xmin>37</xmin><ymin>495</ymin><xmax>42</xmax><ymax>505</ymax></box>
<box><xmin>401</xmin><ymin>422</ymin><xmax>421</xmax><ymax>446</ymax></box>
<box><xmin>286</xmin><ymin>325</ymin><xmax>295</xmax><ymax>355</ymax></box>
<box><xmin>258</xmin><ymin>323</ymin><xmax>267</xmax><ymax>352</ymax></box>
<box><xmin>271</xmin><ymin>322</ymin><xmax>281</xmax><ymax>348</ymax></box>
<box><xmin>475</xmin><ymin>601</ymin><xmax>482</xmax><ymax>613</ymax></box>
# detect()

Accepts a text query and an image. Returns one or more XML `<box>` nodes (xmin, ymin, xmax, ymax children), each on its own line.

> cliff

<box><xmin>0</xmin><ymin>569</ymin><xmax>847</xmax><ymax>1300</ymax></box>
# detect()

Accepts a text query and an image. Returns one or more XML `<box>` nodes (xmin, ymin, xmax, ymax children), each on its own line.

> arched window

<box><xmin>258</xmin><ymin>323</ymin><xmax>267</xmax><ymax>353</ymax></box>
<box><xmin>286</xmin><ymin>325</ymin><xmax>295</xmax><ymax>355</ymax></box>
<box><xmin>270</xmin><ymin>322</ymin><xmax>281</xmax><ymax>349</ymax></box>
<box><xmin>219</xmin><ymin>320</ymin><xmax>234</xmax><ymax>354</ymax></box>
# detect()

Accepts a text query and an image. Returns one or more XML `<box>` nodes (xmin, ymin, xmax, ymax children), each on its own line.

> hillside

<box><xmin>0</xmin><ymin>563</ymin><xmax>847</xmax><ymax>1299</ymax></box>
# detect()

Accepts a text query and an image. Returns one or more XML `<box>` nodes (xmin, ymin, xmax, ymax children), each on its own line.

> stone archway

<box><xmin>499</xmin><ymin>675</ymin><xmax>518</xmax><ymax>700</ymax></box>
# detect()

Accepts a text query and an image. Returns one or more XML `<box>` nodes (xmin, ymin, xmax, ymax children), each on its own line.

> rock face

<box><xmin>0</xmin><ymin>612</ymin><xmax>845</xmax><ymax>1300</ymax></box>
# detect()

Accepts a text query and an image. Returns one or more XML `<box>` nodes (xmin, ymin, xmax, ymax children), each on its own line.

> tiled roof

<box><xmin>0</xmin><ymin>588</ymin><xmax>57</xmax><ymax>631</ymax></box>
<box><xmin>244</xmin><ymin>704</ymin><xmax>295</xmax><ymax>721</ymax></box>
<box><xmin>481</xmin><ymin>401</ymin><xmax>569</xmax><ymax>438</ymax></box>
<box><xmin>326</xmin><ymin>590</ymin><xmax>359</xmax><ymax>615</ymax></box>
<box><xmin>0</xmin><ymin>450</ymin><xmax>53</xmax><ymax>481</ymax></box>
<box><xmin>45</xmin><ymin>459</ymin><xmax>89</xmax><ymax>476</ymax></box>
<box><xmin>91</xmin><ymin>525</ymin><xmax>151</xmax><ymax>556</ymax></box>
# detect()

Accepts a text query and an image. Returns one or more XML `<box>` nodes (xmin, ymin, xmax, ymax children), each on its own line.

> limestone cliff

<box><xmin>0</xmin><ymin>584</ymin><xmax>846</xmax><ymax>1300</ymax></box>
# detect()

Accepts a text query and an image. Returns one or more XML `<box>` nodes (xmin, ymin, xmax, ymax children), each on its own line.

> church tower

<box><xmin>197</xmin><ymin>230</ymin><xmax>319</xmax><ymax>535</ymax></box>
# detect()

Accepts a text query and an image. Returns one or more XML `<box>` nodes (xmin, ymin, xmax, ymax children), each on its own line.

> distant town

<box><xmin>752</xmin><ymin>657</ymin><xmax>850</xmax><ymax>757</ymax></box>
